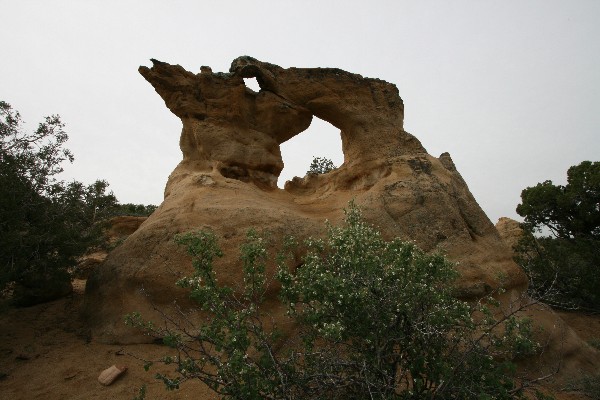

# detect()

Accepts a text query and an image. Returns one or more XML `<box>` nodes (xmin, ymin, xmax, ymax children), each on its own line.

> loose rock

<box><xmin>97</xmin><ymin>365</ymin><xmax>127</xmax><ymax>386</ymax></box>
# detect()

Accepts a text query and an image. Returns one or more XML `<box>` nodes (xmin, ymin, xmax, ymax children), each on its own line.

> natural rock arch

<box><xmin>82</xmin><ymin>57</ymin><xmax>600</xmax><ymax>389</ymax></box>
<box><xmin>88</xmin><ymin>57</ymin><xmax>529</xmax><ymax>344</ymax></box>
<box><xmin>242</xmin><ymin>76</ymin><xmax>261</xmax><ymax>92</ymax></box>
<box><xmin>138</xmin><ymin>56</ymin><xmax>425</xmax><ymax>191</ymax></box>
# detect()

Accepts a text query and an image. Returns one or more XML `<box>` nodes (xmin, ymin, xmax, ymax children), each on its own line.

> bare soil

<box><xmin>0</xmin><ymin>280</ymin><xmax>213</xmax><ymax>400</ymax></box>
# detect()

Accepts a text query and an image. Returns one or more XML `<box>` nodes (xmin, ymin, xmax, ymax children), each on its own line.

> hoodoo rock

<box><xmin>86</xmin><ymin>57</ymin><xmax>528</xmax><ymax>343</ymax></box>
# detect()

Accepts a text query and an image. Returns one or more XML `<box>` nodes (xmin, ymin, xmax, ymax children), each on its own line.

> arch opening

<box><xmin>243</xmin><ymin>77</ymin><xmax>261</xmax><ymax>92</ymax></box>
<box><xmin>278</xmin><ymin>117</ymin><xmax>344</xmax><ymax>188</ymax></box>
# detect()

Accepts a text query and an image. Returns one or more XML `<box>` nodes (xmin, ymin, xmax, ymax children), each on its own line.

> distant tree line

<box><xmin>114</xmin><ymin>203</ymin><xmax>157</xmax><ymax>217</ymax></box>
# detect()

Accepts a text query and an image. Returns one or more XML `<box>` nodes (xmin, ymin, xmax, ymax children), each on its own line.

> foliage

<box><xmin>516</xmin><ymin>161</ymin><xmax>599</xmax><ymax>240</ymax></box>
<box><xmin>113</xmin><ymin>203</ymin><xmax>157</xmax><ymax>217</ymax></box>
<box><xmin>132</xmin><ymin>384</ymin><xmax>147</xmax><ymax>400</ymax></box>
<box><xmin>127</xmin><ymin>203</ymin><xmax>539</xmax><ymax>399</ymax></box>
<box><xmin>515</xmin><ymin>161</ymin><xmax>600</xmax><ymax>310</ymax></box>
<box><xmin>514</xmin><ymin>234</ymin><xmax>600</xmax><ymax>309</ymax></box>
<box><xmin>307</xmin><ymin>156</ymin><xmax>336</xmax><ymax>175</ymax></box>
<box><xmin>0</xmin><ymin>101</ymin><xmax>118</xmax><ymax>300</ymax></box>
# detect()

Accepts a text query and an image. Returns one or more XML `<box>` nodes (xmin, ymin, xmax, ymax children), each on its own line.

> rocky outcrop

<box><xmin>137</xmin><ymin>57</ymin><xmax>425</xmax><ymax>192</ymax></box>
<box><xmin>85</xmin><ymin>57</ymin><xmax>527</xmax><ymax>343</ymax></box>
<box><xmin>108</xmin><ymin>216</ymin><xmax>147</xmax><ymax>238</ymax></box>
<box><xmin>496</xmin><ymin>216</ymin><xmax>524</xmax><ymax>251</ymax></box>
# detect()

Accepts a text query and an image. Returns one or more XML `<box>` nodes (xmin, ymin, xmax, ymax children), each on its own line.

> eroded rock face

<box><xmin>138</xmin><ymin>58</ymin><xmax>314</xmax><ymax>190</ymax></box>
<box><xmin>496</xmin><ymin>217</ymin><xmax>524</xmax><ymax>251</ymax></box>
<box><xmin>85</xmin><ymin>57</ymin><xmax>527</xmax><ymax>343</ymax></box>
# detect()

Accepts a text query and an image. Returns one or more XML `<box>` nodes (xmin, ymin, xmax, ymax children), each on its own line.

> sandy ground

<box><xmin>0</xmin><ymin>280</ymin><xmax>597</xmax><ymax>399</ymax></box>
<box><xmin>0</xmin><ymin>280</ymin><xmax>214</xmax><ymax>400</ymax></box>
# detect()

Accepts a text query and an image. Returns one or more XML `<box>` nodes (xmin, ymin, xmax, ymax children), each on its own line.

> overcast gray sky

<box><xmin>2</xmin><ymin>0</ymin><xmax>599</xmax><ymax>223</ymax></box>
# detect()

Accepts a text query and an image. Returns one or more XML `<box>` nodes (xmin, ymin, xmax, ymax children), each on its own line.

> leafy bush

<box><xmin>515</xmin><ymin>234</ymin><xmax>600</xmax><ymax>310</ymax></box>
<box><xmin>307</xmin><ymin>156</ymin><xmax>336</xmax><ymax>175</ymax></box>
<box><xmin>128</xmin><ymin>203</ymin><xmax>538</xmax><ymax>399</ymax></box>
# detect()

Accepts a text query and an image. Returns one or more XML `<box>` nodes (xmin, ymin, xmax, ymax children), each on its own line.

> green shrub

<box><xmin>128</xmin><ymin>203</ymin><xmax>538</xmax><ymax>399</ymax></box>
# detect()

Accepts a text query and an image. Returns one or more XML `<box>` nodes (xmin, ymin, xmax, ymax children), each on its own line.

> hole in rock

<box><xmin>243</xmin><ymin>77</ymin><xmax>261</xmax><ymax>92</ymax></box>
<box><xmin>278</xmin><ymin>117</ymin><xmax>344</xmax><ymax>188</ymax></box>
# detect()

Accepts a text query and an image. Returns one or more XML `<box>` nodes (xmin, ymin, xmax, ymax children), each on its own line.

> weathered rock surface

<box><xmin>85</xmin><ymin>57</ymin><xmax>529</xmax><ymax>343</ymax></box>
<box><xmin>496</xmin><ymin>216</ymin><xmax>524</xmax><ymax>251</ymax></box>
<box><xmin>107</xmin><ymin>216</ymin><xmax>147</xmax><ymax>239</ymax></box>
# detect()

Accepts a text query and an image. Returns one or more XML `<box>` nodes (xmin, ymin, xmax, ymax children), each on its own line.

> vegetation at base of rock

<box><xmin>515</xmin><ymin>161</ymin><xmax>600</xmax><ymax>311</ymax></box>
<box><xmin>306</xmin><ymin>156</ymin><xmax>336</xmax><ymax>175</ymax></box>
<box><xmin>515</xmin><ymin>236</ymin><xmax>599</xmax><ymax>310</ymax></box>
<box><xmin>0</xmin><ymin>101</ymin><xmax>119</xmax><ymax>304</ymax></box>
<box><xmin>132</xmin><ymin>384</ymin><xmax>147</xmax><ymax>400</ymax></box>
<box><xmin>127</xmin><ymin>203</ymin><xmax>539</xmax><ymax>399</ymax></box>
<box><xmin>0</xmin><ymin>101</ymin><xmax>156</xmax><ymax>306</ymax></box>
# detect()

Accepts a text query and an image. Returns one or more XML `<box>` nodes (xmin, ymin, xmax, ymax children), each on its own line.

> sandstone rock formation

<box><xmin>85</xmin><ymin>57</ymin><xmax>529</xmax><ymax>343</ymax></box>
<box><xmin>107</xmin><ymin>216</ymin><xmax>147</xmax><ymax>239</ymax></box>
<box><xmin>496</xmin><ymin>217</ymin><xmax>524</xmax><ymax>251</ymax></box>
